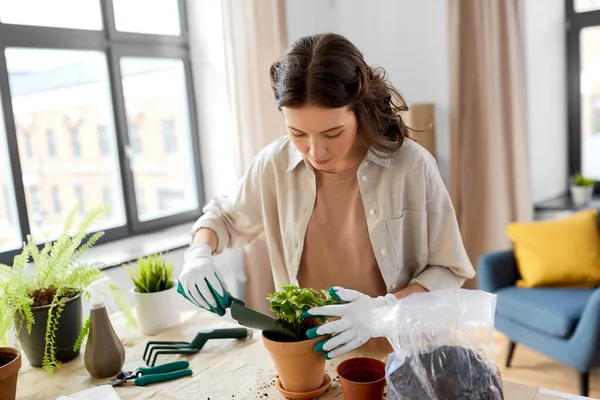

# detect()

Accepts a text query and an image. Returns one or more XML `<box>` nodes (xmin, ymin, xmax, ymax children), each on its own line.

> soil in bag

<box><xmin>388</xmin><ymin>345</ymin><xmax>504</xmax><ymax>400</ymax></box>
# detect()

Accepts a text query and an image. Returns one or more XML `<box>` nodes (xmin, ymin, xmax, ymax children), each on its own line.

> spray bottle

<box><xmin>84</xmin><ymin>277</ymin><xmax>126</xmax><ymax>379</ymax></box>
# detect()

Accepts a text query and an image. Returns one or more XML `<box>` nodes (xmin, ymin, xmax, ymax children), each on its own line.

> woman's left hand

<box><xmin>302</xmin><ymin>287</ymin><xmax>398</xmax><ymax>359</ymax></box>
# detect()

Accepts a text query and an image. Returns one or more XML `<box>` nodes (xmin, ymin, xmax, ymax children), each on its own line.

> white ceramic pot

<box><xmin>132</xmin><ymin>281</ymin><xmax>181</xmax><ymax>335</ymax></box>
<box><xmin>570</xmin><ymin>185</ymin><xmax>594</xmax><ymax>207</ymax></box>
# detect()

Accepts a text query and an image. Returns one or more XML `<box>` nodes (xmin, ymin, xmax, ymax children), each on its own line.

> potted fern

<box><xmin>128</xmin><ymin>253</ymin><xmax>180</xmax><ymax>335</ymax></box>
<box><xmin>571</xmin><ymin>172</ymin><xmax>596</xmax><ymax>206</ymax></box>
<box><xmin>263</xmin><ymin>285</ymin><xmax>339</xmax><ymax>398</ymax></box>
<box><xmin>0</xmin><ymin>204</ymin><xmax>134</xmax><ymax>374</ymax></box>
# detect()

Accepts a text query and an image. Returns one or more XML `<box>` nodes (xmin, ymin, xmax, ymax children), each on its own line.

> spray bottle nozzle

<box><xmin>87</xmin><ymin>277</ymin><xmax>113</xmax><ymax>309</ymax></box>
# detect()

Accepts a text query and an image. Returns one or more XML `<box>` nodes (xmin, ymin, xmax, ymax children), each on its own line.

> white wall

<box><xmin>285</xmin><ymin>0</ymin><xmax>452</xmax><ymax>183</ymax></box>
<box><xmin>524</xmin><ymin>0</ymin><xmax>568</xmax><ymax>203</ymax></box>
<box><xmin>285</xmin><ymin>0</ymin><xmax>569</xmax><ymax>202</ymax></box>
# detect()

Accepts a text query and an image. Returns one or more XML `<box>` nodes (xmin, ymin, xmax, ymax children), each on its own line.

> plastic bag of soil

<box><xmin>370</xmin><ymin>289</ymin><xmax>503</xmax><ymax>400</ymax></box>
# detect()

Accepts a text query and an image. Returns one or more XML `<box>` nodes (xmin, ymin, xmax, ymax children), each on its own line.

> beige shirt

<box><xmin>191</xmin><ymin>136</ymin><xmax>475</xmax><ymax>293</ymax></box>
<box><xmin>297</xmin><ymin>166</ymin><xmax>387</xmax><ymax>298</ymax></box>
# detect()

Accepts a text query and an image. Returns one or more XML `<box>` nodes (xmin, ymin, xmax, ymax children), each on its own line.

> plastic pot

<box><xmin>0</xmin><ymin>347</ymin><xmax>22</xmax><ymax>400</ymax></box>
<box><xmin>262</xmin><ymin>332</ymin><xmax>327</xmax><ymax>394</ymax></box>
<box><xmin>15</xmin><ymin>292</ymin><xmax>82</xmax><ymax>367</ymax></box>
<box><xmin>132</xmin><ymin>281</ymin><xmax>181</xmax><ymax>335</ymax></box>
<box><xmin>337</xmin><ymin>357</ymin><xmax>386</xmax><ymax>400</ymax></box>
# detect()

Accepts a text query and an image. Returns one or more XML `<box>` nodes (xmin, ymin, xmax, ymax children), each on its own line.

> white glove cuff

<box><xmin>184</xmin><ymin>243</ymin><xmax>213</xmax><ymax>262</ymax></box>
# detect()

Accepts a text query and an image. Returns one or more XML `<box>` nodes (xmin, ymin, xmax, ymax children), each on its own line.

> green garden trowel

<box><xmin>177</xmin><ymin>281</ymin><xmax>295</xmax><ymax>338</ymax></box>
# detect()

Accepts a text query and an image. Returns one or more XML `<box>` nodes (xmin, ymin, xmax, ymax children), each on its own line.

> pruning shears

<box><xmin>99</xmin><ymin>360</ymin><xmax>192</xmax><ymax>387</ymax></box>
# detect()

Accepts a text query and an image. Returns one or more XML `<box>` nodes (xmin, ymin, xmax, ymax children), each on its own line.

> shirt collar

<box><xmin>287</xmin><ymin>145</ymin><xmax>391</xmax><ymax>172</ymax></box>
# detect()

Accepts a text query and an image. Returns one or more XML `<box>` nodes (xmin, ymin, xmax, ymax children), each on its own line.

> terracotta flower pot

<box><xmin>0</xmin><ymin>347</ymin><xmax>22</xmax><ymax>400</ymax></box>
<box><xmin>337</xmin><ymin>357</ymin><xmax>386</xmax><ymax>400</ymax></box>
<box><xmin>262</xmin><ymin>332</ymin><xmax>327</xmax><ymax>393</ymax></box>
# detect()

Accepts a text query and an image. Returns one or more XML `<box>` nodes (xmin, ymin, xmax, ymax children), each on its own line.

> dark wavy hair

<box><xmin>269</xmin><ymin>33</ymin><xmax>410</xmax><ymax>157</ymax></box>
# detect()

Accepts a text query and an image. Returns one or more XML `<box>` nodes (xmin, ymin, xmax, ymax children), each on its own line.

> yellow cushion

<box><xmin>507</xmin><ymin>209</ymin><xmax>600</xmax><ymax>288</ymax></box>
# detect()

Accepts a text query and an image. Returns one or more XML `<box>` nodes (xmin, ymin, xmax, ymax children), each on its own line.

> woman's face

<box><xmin>281</xmin><ymin>105</ymin><xmax>362</xmax><ymax>173</ymax></box>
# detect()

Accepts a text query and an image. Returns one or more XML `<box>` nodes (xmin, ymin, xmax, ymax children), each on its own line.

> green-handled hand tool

<box><xmin>142</xmin><ymin>327</ymin><xmax>251</xmax><ymax>367</ymax></box>
<box><xmin>100</xmin><ymin>360</ymin><xmax>192</xmax><ymax>387</ymax></box>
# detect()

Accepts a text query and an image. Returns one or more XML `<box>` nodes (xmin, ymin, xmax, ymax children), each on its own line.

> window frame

<box><xmin>565</xmin><ymin>0</ymin><xmax>600</xmax><ymax>194</ymax></box>
<box><xmin>0</xmin><ymin>0</ymin><xmax>205</xmax><ymax>265</ymax></box>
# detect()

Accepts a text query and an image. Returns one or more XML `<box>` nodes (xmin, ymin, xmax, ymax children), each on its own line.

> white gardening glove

<box><xmin>176</xmin><ymin>244</ymin><xmax>231</xmax><ymax>316</ymax></box>
<box><xmin>303</xmin><ymin>287</ymin><xmax>398</xmax><ymax>359</ymax></box>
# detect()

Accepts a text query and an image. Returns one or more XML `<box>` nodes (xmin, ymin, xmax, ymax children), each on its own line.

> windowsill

<box><xmin>534</xmin><ymin>193</ymin><xmax>600</xmax><ymax>211</ymax></box>
<box><xmin>79</xmin><ymin>222</ymin><xmax>192</xmax><ymax>270</ymax></box>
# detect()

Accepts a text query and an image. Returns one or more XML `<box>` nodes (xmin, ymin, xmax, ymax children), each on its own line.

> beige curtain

<box><xmin>448</xmin><ymin>0</ymin><xmax>532</xmax><ymax>288</ymax></box>
<box><xmin>221</xmin><ymin>0</ymin><xmax>287</xmax><ymax>313</ymax></box>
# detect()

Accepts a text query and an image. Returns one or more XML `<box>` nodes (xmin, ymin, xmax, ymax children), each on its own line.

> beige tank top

<box><xmin>297</xmin><ymin>166</ymin><xmax>391</xmax><ymax>353</ymax></box>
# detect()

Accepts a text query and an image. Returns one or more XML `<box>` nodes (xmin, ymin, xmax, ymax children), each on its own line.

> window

<box><xmin>103</xmin><ymin>188</ymin><xmax>112</xmax><ymax>216</ymax></box>
<box><xmin>70</xmin><ymin>127</ymin><xmax>81</xmax><ymax>158</ymax></box>
<box><xmin>75</xmin><ymin>185</ymin><xmax>85</xmax><ymax>215</ymax></box>
<box><xmin>121</xmin><ymin>57</ymin><xmax>199</xmax><ymax>221</ymax></box>
<box><xmin>566</xmin><ymin>1</ymin><xmax>600</xmax><ymax>190</ymax></box>
<box><xmin>113</xmin><ymin>0</ymin><xmax>180</xmax><ymax>36</ymax></box>
<box><xmin>128</xmin><ymin>122</ymin><xmax>141</xmax><ymax>154</ymax></box>
<box><xmin>0</xmin><ymin>0</ymin><xmax>103</xmax><ymax>30</ymax></box>
<box><xmin>52</xmin><ymin>186</ymin><xmax>61</xmax><ymax>214</ymax></box>
<box><xmin>0</xmin><ymin>0</ymin><xmax>202</xmax><ymax>265</ymax></box>
<box><xmin>46</xmin><ymin>130</ymin><xmax>56</xmax><ymax>158</ymax></box>
<box><xmin>157</xmin><ymin>188</ymin><xmax>186</xmax><ymax>214</ymax></box>
<box><xmin>24</xmin><ymin>132</ymin><xmax>33</xmax><ymax>158</ymax></box>
<box><xmin>6</xmin><ymin>48</ymin><xmax>127</xmax><ymax>241</ymax></box>
<box><xmin>29</xmin><ymin>187</ymin><xmax>42</xmax><ymax>228</ymax></box>
<box><xmin>98</xmin><ymin>125</ymin><xmax>109</xmax><ymax>156</ymax></box>
<box><xmin>162</xmin><ymin>119</ymin><xmax>177</xmax><ymax>155</ymax></box>
<box><xmin>574</xmin><ymin>0</ymin><xmax>600</xmax><ymax>13</ymax></box>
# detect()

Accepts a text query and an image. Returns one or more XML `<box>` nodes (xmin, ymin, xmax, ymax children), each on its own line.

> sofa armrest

<box><xmin>568</xmin><ymin>288</ymin><xmax>600</xmax><ymax>371</ymax></box>
<box><xmin>477</xmin><ymin>250</ymin><xmax>519</xmax><ymax>293</ymax></box>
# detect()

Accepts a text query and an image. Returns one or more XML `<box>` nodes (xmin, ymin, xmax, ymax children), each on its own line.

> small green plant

<box><xmin>572</xmin><ymin>173</ymin><xmax>595</xmax><ymax>187</ymax></box>
<box><xmin>128</xmin><ymin>253</ymin><xmax>174</xmax><ymax>293</ymax></box>
<box><xmin>0</xmin><ymin>203</ymin><xmax>135</xmax><ymax>374</ymax></box>
<box><xmin>267</xmin><ymin>284</ymin><xmax>340</xmax><ymax>337</ymax></box>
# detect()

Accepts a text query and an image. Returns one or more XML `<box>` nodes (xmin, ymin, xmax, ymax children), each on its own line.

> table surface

<box><xmin>14</xmin><ymin>311</ymin><xmax>587</xmax><ymax>400</ymax></box>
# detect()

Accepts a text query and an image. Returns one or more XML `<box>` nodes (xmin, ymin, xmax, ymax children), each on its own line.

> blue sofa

<box><xmin>478</xmin><ymin>212</ymin><xmax>600</xmax><ymax>397</ymax></box>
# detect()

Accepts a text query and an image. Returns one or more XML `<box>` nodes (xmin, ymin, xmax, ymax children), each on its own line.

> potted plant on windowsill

<box><xmin>571</xmin><ymin>173</ymin><xmax>596</xmax><ymax>207</ymax></box>
<box><xmin>0</xmin><ymin>204</ymin><xmax>135</xmax><ymax>374</ymax></box>
<box><xmin>263</xmin><ymin>285</ymin><xmax>340</xmax><ymax>398</ymax></box>
<box><xmin>128</xmin><ymin>253</ymin><xmax>181</xmax><ymax>335</ymax></box>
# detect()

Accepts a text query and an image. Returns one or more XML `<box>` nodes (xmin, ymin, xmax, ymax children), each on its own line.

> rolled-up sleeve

<box><xmin>410</xmin><ymin>158</ymin><xmax>475</xmax><ymax>291</ymax></box>
<box><xmin>190</xmin><ymin>155</ymin><xmax>265</xmax><ymax>254</ymax></box>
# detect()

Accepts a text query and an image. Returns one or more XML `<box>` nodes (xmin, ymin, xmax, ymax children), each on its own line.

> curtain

<box><xmin>221</xmin><ymin>0</ymin><xmax>287</xmax><ymax>313</ymax></box>
<box><xmin>448</xmin><ymin>0</ymin><xmax>532</xmax><ymax>288</ymax></box>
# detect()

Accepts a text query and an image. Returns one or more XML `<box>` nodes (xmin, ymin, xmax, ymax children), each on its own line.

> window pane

<box><xmin>5</xmin><ymin>48</ymin><xmax>126</xmax><ymax>240</ymax></box>
<box><xmin>0</xmin><ymin>0</ymin><xmax>102</xmax><ymax>30</ymax></box>
<box><xmin>120</xmin><ymin>57</ymin><xmax>198</xmax><ymax>221</ymax></box>
<box><xmin>113</xmin><ymin>0</ymin><xmax>180</xmax><ymax>36</ymax></box>
<box><xmin>0</xmin><ymin>90</ymin><xmax>21</xmax><ymax>252</ymax></box>
<box><xmin>580</xmin><ymin>27</ymin><xmax>600</xmax><ymax>180</ymax></box>
<box><xmin>574</xmin><ymin>0</ymin><xmax>600</xmax><ymax>12</ymax></box>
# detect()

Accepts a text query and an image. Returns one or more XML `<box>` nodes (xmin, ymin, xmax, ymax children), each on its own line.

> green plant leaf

<box><xmin>128</xmin><ymin>253</ymin><xmax>174</xmax><ymax>294</ymax></box>
<box><xmin>266</xmin><ymin>284</ymin><xmax>341</xmax><ymax>335</ymax></box>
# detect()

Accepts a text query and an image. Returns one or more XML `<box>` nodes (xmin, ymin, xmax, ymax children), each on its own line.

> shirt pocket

<box><xmin>385</xmin><ymin>210</ymin><xmax>428</xmax><ymax>274</ymax></box>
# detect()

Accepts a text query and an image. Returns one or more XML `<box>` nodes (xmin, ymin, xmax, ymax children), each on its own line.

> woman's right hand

<box><xmin>177</xmin><ymin>244</ymin><xmax>231</xmax><ymax>316</ymax></box>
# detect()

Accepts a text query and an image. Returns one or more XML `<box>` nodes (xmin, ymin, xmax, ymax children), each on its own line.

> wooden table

<box><xmin>15</xmin><ymin>311</ymin><xmax>588</xmax><ymax>400</ymax></box>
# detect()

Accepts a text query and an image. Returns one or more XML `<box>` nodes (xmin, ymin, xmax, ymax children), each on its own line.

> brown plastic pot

<box><xmin>0</xmin><ymin>347</ymin><xmax>22</xmax><ymax>400</ymax></box>
<box><xmin>262</xmin><ymin>332</ymin><xmax>327</xmax><ymax>393</ymax></box>
<box><xmin>337</xmin><ymin>357</ymin><xmax>386</xmax><ymax>400</ymax></box>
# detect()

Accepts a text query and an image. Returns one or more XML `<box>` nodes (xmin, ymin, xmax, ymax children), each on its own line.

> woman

<box><xmin>178</xmin><ymin>33</ymin><xmax>475</xmax><ymax>359</ymax></box>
